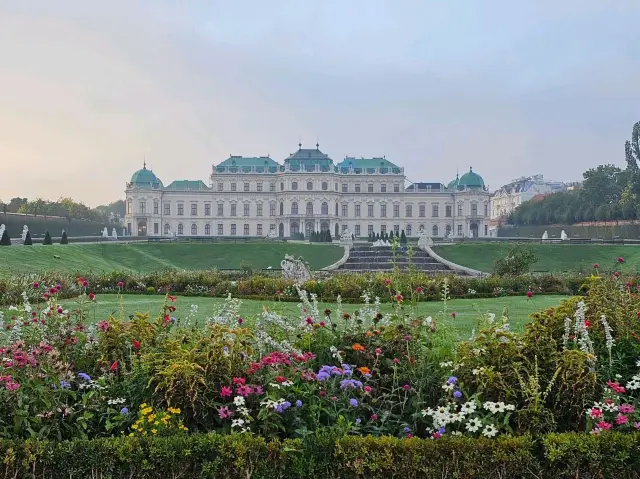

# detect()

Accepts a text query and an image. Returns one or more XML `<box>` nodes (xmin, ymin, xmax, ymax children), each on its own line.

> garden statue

<box><xmin>111</xmin><ymin>228</ymin><xmax>118</xmax><ymax>239</ymax></box>
<box><xmin>0</xmin><ymin>224</ymin><xmax>4</xmax><ymax>238</ymax></box>
<box><xmin>21</xmin><ymin>225</ymin><xmax>28</xmax><ymax>241</ymax></box>
<box><xmin>561</xmin><ymin>230</ymin><xmax>568</xmax><ymax>240</ymax></box>
<box><xmin>266</xmin><ymin>229</ymin><xmax>278</xmax><ymax>240</ymax></box>
<box><xmin>417</xmin><ymin>227</ymin><xmax>433</xmax><ymax>248</ymax></box>
<box><xmin>340</xmin><ymin>228</ymin><xmax>354</xmax><ymax>246</ymax></box>
<box><xmin>102</xmin><ymin>227</ymin><xmax>109</xmax><ymax>238</ymax></box>
<box><xmin>281</xmin><ymin>254</ymin><xmax>311</xmax><ymax>285</ymax></box>
<box><xmin>542</xmin><ymin>231</ymin><xmax>548</xmax><ymax>240</ymax></box>
<box><xmin>372</xmin><ymin>239</ymin><xmax>391</xmax><ymax>247</ymax></box>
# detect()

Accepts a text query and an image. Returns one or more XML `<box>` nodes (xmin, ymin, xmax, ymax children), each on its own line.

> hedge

<box><xmin>0</xmin><ymin>432</ymin><xmax>638</xmax><ymax>478</ymax></box>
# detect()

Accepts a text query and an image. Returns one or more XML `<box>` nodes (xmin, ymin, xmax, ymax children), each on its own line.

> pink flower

<box><xmin>616</xmin><ymin>414</ymin><xmax>628</xmax><ymax>425</ymax></box>
<box><xmin>404</xmin><ymin>335</ymin><xmax>411</xmax><ymax>342</ymax></box>
<box><xmin>236</xmin><ymin>384</ymin><xmax>253</xmax><ymax>397</ymax></box>
<box><xmin>253</xmin><ymin>385</ymin><xmax>264</xmax><ymax>395</ymax></box>
<box><xmin>432</xmin><ymin>432</ymin><xmax>441</xmax><ymax>439</ymax></box>
<box><xmin>305</xmin><ymin>317</ymin><xmax>313</xmax><ymax>325</ymax></box>
<box><xmin>403</xmin><ymin>384</ymin><xmax>411</xmax><ymax>391</ymax></box>
<box><xmin>88</xmin><ymin>293</ymin><xmax>96</xmax><ymax>301</ymax></box>
<box><xmin>415</xmin><ymin>286</ymin><xmax>423</xmax><ymax>294</ymax></box>
<box><xmin>370</xmin><ymin>414</ymin><xmax>378</xmax><ymax>421</ymax></box>
<box><xmin>384</xmin><ymin>279</ymin><xmax>391</xmax><ymax>286</ymax></box>
<box><xmin>232</xmin><ymin>377</ymin><xmax>246</xmax><ymax>385</ymax></box>
<box><xmin>218</xmin><ymin>406</ymin><xmax>233</xmax><ymax>419</ymax></box>
<box><xmin>237</xmin><ymin>317</ymin><xmax>243</xmax><ymax>325</ymax></box>
<box><xmin>635</xmin><ymin>422</ymin><xmax>640</xmax><ymax>430</ymax></box>
<box><xmin>117</xmin><ymin>281</ymin><xmax>124</xmax><ymax>288</ymax></box>
<box><xmin>406</xmin><ymin>433</ymin><xmax>413</xmax><ymax>438</ymax></box>
<box><xmin>375</xmin><ymin>348</ymin><xmax>382</xmax><ymax>356</ymax></box>
<box><xmin>33</xmin><ymin>282</ymin><xmax>39</xmax><ymax>289</ymax></box>
<box><xmin>619</xmin><ymin>404</ymin><xmax>634</xmax><ymax>414</ymax></box>
<box><xmin>607</xmin><ymin>380</ymin><xmax>626</xmax><ymax>394</ymax></box>
<box><xmin>364</xmin><ymin>385</ymin><xmax>372</xmax><ymax>393</ymax></box>
<box><xmin>220</xmin><ymin>386</ymin><xmax>233</xmax><ymax>398</ymax></box>
<box><xmin>597</xmin><ymin>421</ymin><xmax>612</xmax><ymax>431</ymax></box>
<box><xmin>593</xmin><ymin>263</ymin><xmax>599</xmax><ymax>269</ymax></box>
<box><xmin>451</xmin><ymin>312</ymin><xmax>456</xmax><ymax>319</ymax></box>
<box><xmin>618</xmin><ymin>257</ymin><xmax>625</xmax><ymax>263</ymax></box>
<box><xmin>393</xmin><ymin>358</ymin><xmax>399</xmax><ymax>364</ymax></box>
<box><xmin>589</xmin><ymin>408</ymin><xmax>603</xmax><ymax>419</ymax></box>
<box><xmin>5</xmin><ymin>381</ymin><xmax>19</xmax><ymax>391</ymax></box>
<box><xmin>526</xmin><ymin>290</ymin><xmax>533</xmax><ymax>298</ymax></box>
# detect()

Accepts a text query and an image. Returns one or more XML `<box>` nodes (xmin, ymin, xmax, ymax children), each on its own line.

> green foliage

<box><xmin>400</xmin><ymin>229</ymin><xmax>407</xmax><ymax>245</ymax></box>
<box><xmin>493</xmin><ymin>244</ymin><xmax>538</xmax><ymax>276</ymax></box>
<box><xmin>60</xmin><ymin>231</ymin><xmax>68</xmax><ymax>244</ymax></box>
<box><xmin>23</xmin><ymin>231</ymin><xmax>32</xmax><ymax>246</ymax></box>
<box><xmin>42</xmin><ymin>231</ymin><xmax>52</xmax><ymax>245</ymax></box>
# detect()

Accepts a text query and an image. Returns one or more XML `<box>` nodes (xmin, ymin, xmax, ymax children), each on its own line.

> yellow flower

<box><xmin>141</xmin><ymin>407</ymin><xmax>153</xmax><ymax>415</ymax></box>
<box><xmin>167</xmin><ymin>407</ymin><xmax>181</xmax><ymax>414</ymax></box>
<box><xmin>129</xmin><ymin>433</ymin><xmax>135</xmax><ymax>437</ymax></box>
<box><xmin>151</xmin><ymin>429</ymin><xmax>158</xmax><ymax>434</ymax></box>
<box><xmin>140</xmin><ymin>403</ymin><xmax>148</xmax><ymax>409</ymax></box>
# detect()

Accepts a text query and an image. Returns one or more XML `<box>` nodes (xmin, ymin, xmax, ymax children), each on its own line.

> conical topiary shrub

<box><xmin>43</xmin><ymin>231</ymin><xmax>52</xmax><ymax>245</ymax></box>
<box><xmin>0</xmin><ymin>230</ymin><xmax>10</xmax><ymax>246</ymax></box>
<box><xmin>23</xmin><ymin>231</ymin><xmax>32</xmax><ymax>245</ymax></box>
<box><xmin>60</xmin><ymin>231</ymin><xmax>69</xmax><ymax>245</ymax></box>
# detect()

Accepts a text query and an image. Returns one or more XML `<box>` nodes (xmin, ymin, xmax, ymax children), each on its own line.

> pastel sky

<box><xmin>1</xmin><ymin>0</ymin><xmax>639</xmax><ymax>206</ymax></box>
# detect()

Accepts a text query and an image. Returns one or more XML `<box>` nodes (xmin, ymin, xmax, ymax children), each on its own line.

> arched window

<box><xmin>205</xmin><ymin>224</ymin><xmax>211</xmax><ymax>235</ymax></box>
<box><xmin>322</xmin><ymin>182</ymin><xmax>328</xmax><ymax>191</ymax></box>
<box><xmin>335</xmin><ymin>203</ymin><xmax>338</xmax><ymax>215</ymax></box>
<box><xmin>291</xmin><ymin>222</ymin><xmax>300</xmax><ymax>235</ymax></box>
<box><xmin>177</xmin><ymin>223</ymin><xmax>184</xmax><ymax>235</ymax></box>
<box><xmin>306</xmin><ymin>202</ymin><xmax>313</xmax><ymax>215</ymax></box>
<box><xmin>406</xmin><ymin>224</ymin><xmax>412</xmax><ymax>236</ymax></box>
<box><xmin>291</xmin><ymin>202</ymin><xmax>298</xmax><ymax>215</ymax></box>
<box><xmin>280</xmin><ymin>202</ymin><xmax>284</xmax><ymax>215</ymax></box>
<box><xmin>191</xmin><ymin>224</ymin><xmax>197</xmax><ymax>235</ymax></box>
<box><xmin>445</xmin><ymin>224</ymin><xmax>452</xmax><ymax>236</ymax></box>
<box><xmin>164</xmin><ymin>223</ymin><xmax>170</xmax><ymax>235</ymax></box>
<box><xmin>432</xmin><ymin>225</ymin><xmax>439</xmax><ymax>237</ymax></box>
<box><xmin>292</xmin><ymin>181</ymin><xmax>298</xmax><ymax>190</ymax></box>
<box><xmin>321</xmin><ymin>202</ymin><xmax>328</xmax><ymax>215</ymax></box>
<box><xmin>307</xmin><ymin>181</ymin><xmax>313</xmax><ymax>191</ymax></box>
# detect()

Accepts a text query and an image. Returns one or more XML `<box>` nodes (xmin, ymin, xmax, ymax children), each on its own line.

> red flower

<box><xmin>42</xmin><ymin>293</ymin><xmax>49</xmax><ymax>300</ymax></box>
<box><xmin>110</xmin><ymin>361</ymin><xmax>118</xmax><ymax>372</ymax></box>
<box><xmin>384</xmin><ymin>279</ymin><xmax>391</xmax><ymax>286</ymax></box>
<box><xmin>237</xmin><ymin>317</ymin><xmax>243</xmax><ymax>325</ymax></box>
<box><xmin>319</xmin><ymin>321</ymin><xmax>326</xmax><ymax>327</ymax></box>
<box><xmin>526</xmin><ymin>290</ymin><xmax>533</xmax><ymax>298</ymax></box>
<box><xmin>274</xmin><ymin>376</ymin><xmax>287</xmax><ymax>383</ymax></box>
<box><xmin>370</xmin><ymin>414</ymin><xmax>378</xmax><ymax>420</ymax></box>
<box><xmin>48</xmin><ymin>287</ymin><xmax>57</xmax><ymax>295</ymax></box>
<box><xmin>88</xmin><ymin>293</ymin><xmax>96</xmax><ymax>301</ymax></box>
<box><xmin>33</xmin><ymin>282</ymin><xmax>39</xmax><ymax>289</ymax></box>
<box><xmin>618</xmin><ymin>257</ymin><xmax>625</xmax><ymax>263</ymax></box>
<box><xmin>232</xmin><ymin>377</ymin><xmax>246</xmax><ymax>385</ymax></box>
<box><xmin>614</xmin><ymin>272</ymin><xmax>620</xmax><ymax>277</ymax></box>
<box><xmin>637</xmin><ymin>311</ymin><xmax>640</xmax><ymax>319</ymax></box>
<box><xmin>82</xmin><ymin>281</ymin><xmax>88</xmax><ymax>288</ymax></box>
<box><xmin>275</xmin><ymin>290</ymin><xmax>282</xmax><ymax>295</ymax></box>
<box><xmin>305</xmin><ymin>317</ymin><xmax>313</xmax><ymax>325</ymax></box>
<box><xmin>168</xmin><ymin>306</ymin><xmax>176</xmax><ymax>313</ymax></box>
<box><xmin>415</xmin><ymin>286</ymin><xmax>423</xmax><ymax>294</ymax></box>
<box><xmin>593</xmin><ymin>263</ymin><xmax>599</xmax><ymax>269</ymax></box>
<box><xmin>117</xmin><ymin>281</ymin><xmax>124</xmax><ymax>288</ymax></box>
<box><xmin>584</xmin><ymin>320</ymin><xmax>592</xmax><ymax>328</ymax></box>
<box><xmin>168</xmin><ymin>295</ymin><xmax>177</xmax><ymax>302</ymax></box>
<box><xmin>395</xmin><ymin>294</ymin><xmax>403</xmax><ymax>302</ymax></box>
<box><xmin>451</xmin><ymin>312</ymin><xmax>456</xmax><ymax>319</ymax></box>
<box><xmin>132</xmin><ymin>340</ymin><xmax>141</xmax><ymax>350</ymax></box>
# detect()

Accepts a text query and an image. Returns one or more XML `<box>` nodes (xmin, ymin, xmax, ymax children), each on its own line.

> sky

<box><xmin>0</xmin><ymin>0</ymin><xmax>639</xmax><ymax>206</ymax></box>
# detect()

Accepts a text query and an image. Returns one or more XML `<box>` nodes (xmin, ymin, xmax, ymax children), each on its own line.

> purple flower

<box><xmin>275</xmin><ymin>401</ymin><xmax>292</xmax><ymax>413</ymax></box>
<box><xmin>453</xmin><ymin>390</ymin><xmax>463</xmax><ymax>399</ymax></box>
<box><xmin>60</xmin><ymin>380</ymin><xmax>71</xmax><ymax>389</ymax></box>
<box><xmin>340</xmin><ymin>379</ymin><xmax>363</xmax><ymax>390</ymax></box>
<box><xmin>438</xmin><ymin>426</ymin><xmax>446</xmax><ymax>434</ymax></box>
<box><xmin>120</xmin><ymin>407</ymin><xmax>129</xmax><ymax>415</ymax></box>
<box><xmin>355</xmin><ymin>418</ymin><xmax>361</xmax><ymax>424</ymax></box>
<box><xmin>295</xmin><ymin>400</ymin><xmax>303</xmax><ymax>408</ymax></box>
<box><xmin>78</xmin><ymin>372</ymin><xmax>91</xmax><ymax>381</ymax></box>
<box><xmin>403</xmin><ymin>427</ymin><xmax>411</xmax><ymax>433</ymax></box>
<box><xmin>447</xmin><ymin>376</ymin><xmax>458</xmax><ymax>384</ymax></box>
<box><xmin>349</xmin><ymin>398</ymin><xmax>358</xmax><ymax>407</ymax></box>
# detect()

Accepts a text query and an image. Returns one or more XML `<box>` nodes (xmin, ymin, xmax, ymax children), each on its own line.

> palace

<box><xmin>124</xmin><ymin>144</ymin><xmax>491</xmax><ymax>239</ymax></box>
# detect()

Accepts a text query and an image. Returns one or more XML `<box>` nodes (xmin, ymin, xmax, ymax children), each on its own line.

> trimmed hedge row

<box><xmin>0</xmin><ymin>432</ymin><xmax>638</xmax><ymax>478</ymax></box>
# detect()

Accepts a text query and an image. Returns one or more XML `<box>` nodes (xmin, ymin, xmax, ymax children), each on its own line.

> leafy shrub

<box><xmin>23</xmin><ymin>231</ymin><xmax>32</xmax><ymax>245</ymax></box>
<box><xmin>42</xmin><ymin>231</ymin><xmax>52</xmax><ymax>245</ymax></box>
<box><xmin>60</xmin><ymin>230</ymin><xmax>68</xmax><ymax>244</ymax></box>
<box><xmin>493</xmin><ymin>244</ymin><xmax>538</xmax><ymax>276</ymax></box>
<box><xmin>0</xmin><ymin>229</ymin><xmax>10</xmax><ymax>246</ymax></box>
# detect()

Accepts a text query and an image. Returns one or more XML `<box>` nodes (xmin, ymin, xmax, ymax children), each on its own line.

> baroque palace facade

<box><xmin>124</xmin><ymin>145</ymin><xmax>491</xmax><ymax>239</ymax></box>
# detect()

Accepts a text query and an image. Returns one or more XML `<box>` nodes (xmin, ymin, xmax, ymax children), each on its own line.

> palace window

<box><xmin>407</xmin><ymin>224</ymin><xmax>412</xmax><ymax>236</ymax></box>
<box><xmin>191</xmin><ymin>224</ymin><xmax>197</xmax><ymax>235</ymax></box>
<box><xmin>257</xmin><ymin>203</ymin><xmax>263</xmax><ymax>216</ymax></box>
<box><xmin>458</xmin><ymin>203</ymin><xmax>463</xmax><ymax>216</ymax></box>
<box><xmin>307</xmin><ymin>181</ymin><xmax>313</xmax><ymax>191</ymax></box>
<box><xmin>432</xmin><ymin>204</ymin><xmax>439</xmax><ymax>217</ymax></box>
<box><xmin>432</xmin><ymin>225</ymin><xmax>439</xmax><ymax>236</ymax></box>
<box><xmin>257</xmin><ymin>224</ymin><xmax>263</xmax><ymax>235</ymax></box>
<box><xmin>270</xmin><ymin>203</ymin><xmax>276</xmax><ymax>216</ymax></box>
<box><xmin>321</xmin><ymin>202</ymin><xmax>328</xmax><ymax>215</ymax></box>
<box><xmin>368</xmin><ymin>224</ymin><xmax>374</xmax><ymax>235</ymax></box>
<box><xmin>127</xmin><ymin>200</ymin><xmax>132</xmax><ymax>214</ymax></box>
<box><xmin>368</xmin><ymin>183</ymin><xmax>373</xmax><ymax>193</ymax></box>
<box><xmin>394</xmin><ymin>225</ymin><xmax>399</xmax><ymax>235</ymax></box>
<box><xmin>380</xmin><ymin>204</ymin><xmax>387</xmax><ymax>217</ymax></box>
<box><xmin>217</xmin><ymin>182</ymin><xmax>223</xmax><ymax>192</ymax></box>
<box><xmin>244</xmin><ymin>182</ymin><xmax>250</xmax><ymax>192</ymax></box>
<box><xmin>280</xmin><ymin>182</ymin><xmax>284</xmax><ymax>191</ymax></box>
<box><xmin>393</xmin><ymin>205</ymin><xmax>400</xmax><ymax>218</ymax></box>
<box><xmin>446</xmin><ymin>205</ymin><xmax>452</xmax><ymax>217</ymax></box>
<box><xmin>153</xmin><ymin>201</ymin><xmax>158</xmax><ymax>215</ymax></box>
<box><xmin>231</xmin><ymin>183</ymin><xmax>236</xmax><ymax>192</ymax></box>
<box><xmin>381</xmin><ymin>184</ymin><xmax>387</xmax><ymax>193</ymax></box>
<box><xmin>342</xmin><ymin>204</ymin><xmax>348</xmax><ymax>217</ymax></box>
<box><xmin>244</xmin><ymin>224</ymin><xmax>250</xmax><ymax>235</ymax></box>
<box><xmin>471</xmin><ymin>204</ymin><xmax>478</xmax><ymax>216</ymax></box>
<box><xmin>484</xmin><ymin>225</ymin><xmax>488</xmax><ymax>235</ymax></box>
<box><xmin>381</xmin><ymin>225</ymin><xmax>386</xmax><ymax>234</ymax></box>
<box><xmin>217</xmin><ymin>224</ymin><xmax>223</xmax><ymax>235</ymax></box>
<box><xmin>191</xmin><ymin>204</ymin><xmax>197</xmax><ymax>216</ymax></box>
<box><xmin>342</xmin><ymin>224</ymin><xmax>348</xmax><ymax>232</ymax></box>
<box><xmin>355</xmin><ymin>204</ymin><xmax>361</xmax><ymax>217</ymax></box>
<box><xmin>217</xmin><ymin>204</ymin><xmax>224</xmax><ymax>216</ymax></box>
<box><xmin>244</xmin><ymin>204</ymin><xmax>250</xmax><ymax>216</ymax></box>
<box><xmin>177</xmin><ymin>204</ymin><xmax>184</xmax><ymax>216</ymax></box>
<box><xmin>306</xmin><ymin>202</ymin><xmax>313</xmax><ymax>215</ymax></box>
<box><xmin>204</xmin><ymin>204</ymin><xmax>210</xmax><ymax>216</ymax></box>
<box><xmin>367</xmin><ymin>204</ymin><xmax>374</xmax><ymax>217</ymax></box>
<box><xmin>231</xmin><ymin>224</ymin><xmax>236</xmax><ymax>235</ymax></box>
<box><xmin>154</xmin><ymin>223</ymin><xmax>159</xmax><ymax>234</ymax></box>
<box><xmin>405</xmin><ymin>204</ymin><xmax>412</xmax><ymax>217</ymax></box>
<box><xmin>230</xmin><ymin>204</ymin><xmax>237</xmax><ymax>216</ymax></box>
<box><xmin>419</xmin><ymin>204</ymin><xmax>425</xmax><ymax>217</ymax></box>
<box><xmin>164</xmin><ymin>203</ymin><xmax>170</xmax><ymax>215</ymax></box>
<box><xmin>457</xmin><ymin>224</ymin><xmax>463</xmax><ymax>235</ymax></box>
<box><xmin>139</xmin><ymin>201</ymin><xmax>146</xmax><ymax>215</ymax></box>
<box><xmin>292</xmin><ymin>181</ymin><xmax>298</xmax><ymax>191</ymax></box>
<box><xmin>205</xmin><ymin>224</ymin><xmax>211</xmax><ymax>235</ymax></box>
<box><xmin>270</xmin><ymin>182</ymin><xmax>276</xmax><ymax>192</ymax></box>
<box><xmin>280</xmin><ymin>203</ymin><xmax>284</xmax><ymax>215</ymax></box>
<box><xmin>484</xmin><ymin>203</ymin><xmax>488</xmax><ymax>216</ymax></box>
<box><xmin>257</xmin><ymin>182</ymin><xmax>263</xmax><ymax>192</ymax></box>
<box><xmin>355</xmin><ymin>224</ymin><xmax>360</xmax><ymax>236</ymax></box>
<box><xmin>164</xmin><ymin>223</ymin><xmax>170</xmax><ymax>235</ymax></box>
<box><xmin>177</xmin><ymin>223</ymin><xmax>184</xmax><ymax>235</ymax></box>
<box><xmin>291</xmin><ymin>202</ymin><xmax>298</xmax><ymax>215</ymax></box>
<box><xmin>342</xmin><ymin>183</ymin><xmax>348</xmax><ymax>192</ymax></box>
<box><xmin>322</xmin><ymin>181</ymin><xmax>328</xmax><ymax>191</ymax></box>
<box><xmin>355</xmin><ymin>184</ymin><xmax>361</xmax><ymax>193</ymax></box>
<box><xmin>393</xmin><ymin>184</ymin><xmax>400</xmax><ymax>193</ymax></box>
<box><xmin>446</xmin><ymin>225</ymin><xmax>452</xmax><ymax>236</ymax></box>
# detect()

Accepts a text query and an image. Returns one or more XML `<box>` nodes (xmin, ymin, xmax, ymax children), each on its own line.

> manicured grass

<box><xmin>433</xmin><ymin>243</ymin><xmax>640</xmax><ymax>273</ymax></box>
<box><xmin>0</xmin><ymin>242</ymin><xmax>344</xmax><ymax>276</ymax></box>
<box><xmin>58</xmin><ymin>293</ymin><xmax>568</xmax><ymax>339</ymax></box>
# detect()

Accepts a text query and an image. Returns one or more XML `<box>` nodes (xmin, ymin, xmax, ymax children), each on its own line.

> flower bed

<box><xmin>0</xmin><ymin>267</ymin><xmax>639</xmax><ymax>475</ymax></box>
<box><xmin>0</xmin><ymin>269</ymin><xmax>588</xmax><ymax>306</ymax></box>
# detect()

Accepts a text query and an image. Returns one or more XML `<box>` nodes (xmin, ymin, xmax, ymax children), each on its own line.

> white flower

<box><xmin>482</xmin><ymin>424</ymin><xmax>498</xmax><ymax>438</ymax></box>
<box><xmin>439</xmin><ymin>361</ymin><xmax>453</xmax><ymax>368</ymax></box>
<box><xmin>465</xmin><ymin>417</ymin><xmax>482</xmax><ymax>433</ymax></box>
<box><xmin>231</xmin><ymin>418</ymin><xmax>245</xmax><ymax>428</ymax></box>
<box><xmin>423</xmin><ymin>316</ymin><xmax>433</xmax><ymax>326</ymax></box>
<box><xmin>442</xmin><ymin>383</ymin><xmax>454</xmax><ymax>391</ymax></box>
<box><xmin>233</xmin><ymin>396</ymin><xmax>245</xmax><ymax>406</ymax></box>
<box><xmin>487</xmin><ymin>313</ymin><xmax>495</xmax><ymax>323</ymax></box>
<box><xmin>460</xmin><ymin>402</ymin><xmax>477</xmax><ymax>415</ymax></box>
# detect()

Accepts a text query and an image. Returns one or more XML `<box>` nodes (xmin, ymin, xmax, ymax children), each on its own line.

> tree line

<box><xmin>509</xmin><ymin>121</ymin><xmax>640</xmax><ymax>226</ymax></box>
<box><xmin>0</xmin><ymin>197</ymin><xmax>125</xmax><ymax>224</ymax></box>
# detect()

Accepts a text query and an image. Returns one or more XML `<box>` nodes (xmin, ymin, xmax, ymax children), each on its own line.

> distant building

<box><xmin>490</xmin><ymin>175</ymin><xmax>566</xmax><ymax>220</ymax></box>
<box><xmin>123</xmin><ymin>144</ymin><xmax>491</xmax><ymax>239</ymax></box>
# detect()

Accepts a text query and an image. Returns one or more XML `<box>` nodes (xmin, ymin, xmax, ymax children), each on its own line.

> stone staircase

<box><xmin>338</xmin><ymin>244</ymin><xmax>461</xmax><ymax>274</ymax></box>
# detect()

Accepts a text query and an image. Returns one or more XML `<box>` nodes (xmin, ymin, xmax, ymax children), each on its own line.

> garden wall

<box><xmin>0</xmin><ymin>212</ymin><xmax>112</xmax><ymax>237</ymax></box>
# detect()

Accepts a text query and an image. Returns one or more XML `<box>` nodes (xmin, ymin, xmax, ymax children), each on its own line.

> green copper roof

<box><xmin>164</xmin><ymin>180</ymin><xmax>210</xmax><ymax>191</ymax></box>
<box><xmin>447</xmin><ymin>168</ymin><xmax>485</xmax><ymax>190</ymax></box>
<box><xmin>337</xmin><ymin>157</ymin><xmax>400</xmax><ymax>172</ymax></box>
<box><xmin>284</xmin><ymin>146</ymin><xmax>333</xmax><ymax>171</ymax></box>
<box><xmin>130</xmin><ymin>166</ymin><xmax>162</xmax><ymax>188</ymax></box>
<box><xmin>218</xmin><ymin>156</ymin><xmax>279</xmax><ymax>167</ymax></box>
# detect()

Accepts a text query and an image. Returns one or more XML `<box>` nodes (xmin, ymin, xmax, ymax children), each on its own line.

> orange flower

<box><xmin>352</xmin><ymin>343</ymin><xmax>365</xmax><ymax>351</ymax></box>
<box><xmin>358</xmin><ymin>367</ymin><xmax>371</xmax><ymax>375</ymax></box>
<box><xmin>365</xmin><ymin>331</ymin><xmax>374</xmax><ymax>337</ymax></box>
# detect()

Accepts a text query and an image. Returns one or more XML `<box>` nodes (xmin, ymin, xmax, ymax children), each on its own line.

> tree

<box><xmin>23</xmin><ymin>231</ymin><xmax>32</xmax><ymax>245</ymax></box>
<box><xmin>493</xmin><ymin>244</ymin><xmax>538</xmax><ymax>276</ymax></box>
<box><xmin>389</xmin><ymin>231</ymin><xmax>394</xmax><ymax>240</ymax></box>
<box><xmin>400</xmin><ymin>230</ymin><xmax>407</xmax><ymax>245</ymax></box>
<box><xmin>43</xmin><ymin>231</ymin><xmax>52</xmax><ymax>245</ymax></box>
<box><xmin>326</xmin><ymin>230</ymin><xmax>332</xmax><ymax>242</ymax></box>
<box><xmin>0</xmin><ymin>229</ymin><xmax>10</xmax><ymax>246</ymax></box>
<box><xmin>60</xmin><ymin>231</ymin><xmax>68</xmax><ymax>244</ymax></box>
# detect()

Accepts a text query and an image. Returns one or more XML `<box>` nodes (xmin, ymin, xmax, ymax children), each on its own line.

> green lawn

<box><xmin>48</xmin><ymin>293</ymin><xmax>568</xmax><ymax>339</ymax></box>
<box><xmin>0</xmin><ymin>242</ymin><xmax>344</xmax><ymax>276</ymax></box>
<box><xmin>433</xmin><ymin>243</ymin><xmax>640</xmax><ymax>273</ymax></box>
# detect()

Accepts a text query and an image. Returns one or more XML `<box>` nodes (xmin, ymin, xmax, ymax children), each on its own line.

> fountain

<box><xmin>560</xmin><ymin>230</ymin><xmax>568</xmax><ymax>241</ymax></box>
<box><xmin>102</xmin><ymin>227</ymin><xmax>109</xmax><ymax>238</ymax></box>
<box><xmin>111</xmin><ymin>228</ymin><xmax>118</xmax><ymax>239</ymax></box>
<box><xmin>542</xmin><ymin>231</ymin><xmax>548</xmax><ymax>240</ymax></box>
